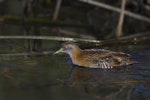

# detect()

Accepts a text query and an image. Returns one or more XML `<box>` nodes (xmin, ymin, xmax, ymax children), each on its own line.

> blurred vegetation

<box><xmin>0</xmin><ymin>0</ymin><xmax>149</xmax><ymax>51</ymax></box>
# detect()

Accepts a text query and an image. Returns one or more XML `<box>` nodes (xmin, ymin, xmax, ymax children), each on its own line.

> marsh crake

<box><xmin>54</xmin><ymin>42</ymin><xmax>132</xmax><ymax>69</ymax></box>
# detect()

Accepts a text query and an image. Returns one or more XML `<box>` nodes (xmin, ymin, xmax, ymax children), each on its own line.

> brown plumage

<box><xmin>54</xmin><ymin>42</ymin><xmax>132</xmax><ymax>69</ymax></box>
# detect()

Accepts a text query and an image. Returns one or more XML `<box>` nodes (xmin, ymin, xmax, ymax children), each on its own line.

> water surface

<box><xmin>0</xmin><ymin>44</ymin><xmax>149</xmax><ymax>100</ymax></box>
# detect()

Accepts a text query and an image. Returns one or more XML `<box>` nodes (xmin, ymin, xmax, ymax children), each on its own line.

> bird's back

<box><xmin>76</xmin><ymin>49</ymin><xmax>131</xmax><ymax>69</ymax></box>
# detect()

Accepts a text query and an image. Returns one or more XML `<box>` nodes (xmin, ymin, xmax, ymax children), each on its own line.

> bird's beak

<box><xmin>54</xmin><ymin>48</ymin><xmax>63</xmax><ymax>54</ymax></box>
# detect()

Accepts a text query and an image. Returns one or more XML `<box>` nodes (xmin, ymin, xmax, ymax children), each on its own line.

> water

<box><xmin>0</xmin><ymin>44</ymin><xmax>149</xmax><ymax>100</ymax></box>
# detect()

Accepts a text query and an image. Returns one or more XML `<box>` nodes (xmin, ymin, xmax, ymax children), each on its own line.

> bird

<box><xmin>54</xmin><ymin>42</ymin><xmax>132</xmax><ymax>69</ymax></box>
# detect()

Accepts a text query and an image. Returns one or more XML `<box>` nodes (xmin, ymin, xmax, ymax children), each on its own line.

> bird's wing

<box><xmin>87</xmin><ymin>56</ymin><xmax>112</xmax><ymax>69</ymax></box>
<box><xmin>83</xmin><ymin>49</ymin><xmax>131</xmax><ymax>68</ymax></box>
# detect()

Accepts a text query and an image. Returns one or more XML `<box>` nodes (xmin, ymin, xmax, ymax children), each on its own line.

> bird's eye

<box><xmin>63</xmin><ymin>44</ymin><xmax>73</xmax><ymax>50</ymax></box>
<box><xmin>63</xmin><ymin>45</ymin><xmax>67</xmax><ymax>49</ymax></box>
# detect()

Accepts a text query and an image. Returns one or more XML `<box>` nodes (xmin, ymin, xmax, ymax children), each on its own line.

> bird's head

<box><xmin>54</xmin><ymin>42</ymin><xmax>79</xmax><ymax>55</ymax></box>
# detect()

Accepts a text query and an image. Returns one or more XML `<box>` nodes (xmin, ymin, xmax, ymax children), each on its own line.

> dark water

<box><xmin>0</xmin><ymin>45</ymin><xmax>149</xmax><ymax>100</ymax></box>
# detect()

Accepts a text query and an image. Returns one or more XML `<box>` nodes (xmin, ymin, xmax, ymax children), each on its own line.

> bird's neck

<box><xmin>68</xmin><ymin>47</ymin><xmax>82</xmax><ymax>64</ymax></box>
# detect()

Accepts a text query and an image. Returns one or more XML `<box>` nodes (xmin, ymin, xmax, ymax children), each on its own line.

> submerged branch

<box><xmin>0</xmin><ymin>35</ymin><xmax>101</xmax><ymax>43</ymax></box>
<box><xmin>0</xmin><ymin>16</ymin><xmax>89</xmax><ymax>28</ymax></box>
<box><xmin>0</xmin><ymin>52</ymin><xmax>50</xmax><ymax>56</ymax></box>
<box><xmin>0</xmin><ymin>32</ymin><xmax>149</xmax><ymax>45</ymax></box>
<box><xmin>97</xmin><ymin>32</ymin><xmax>150</xmax><ymax>46</ymax></box>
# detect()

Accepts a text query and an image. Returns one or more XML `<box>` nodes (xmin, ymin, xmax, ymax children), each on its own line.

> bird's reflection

<box><xmin>64</xmin><ymin>65</ymin><xmax>135</xmax><ymax>99</ymax></box>
<box><xmin>65</xmin><ymin>64</ymin><xmax>132</xmax><ymax>86</ymax></box>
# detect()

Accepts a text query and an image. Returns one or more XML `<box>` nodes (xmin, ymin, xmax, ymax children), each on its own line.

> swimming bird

<box><xmin>54</xmin><ymin>42</ymin><xmax>132</xmax><ymax>69</ymax></box>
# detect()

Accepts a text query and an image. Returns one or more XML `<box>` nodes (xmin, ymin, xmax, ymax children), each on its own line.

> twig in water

<box><xmin>116</xmin><ymin>0</ymin><xmax>126</xmax><ymax>38</ymax></box>
<box><xmin>53</xmin><ymin>0</ymin><xmax>62</xmax><ymax>21</ymax></box>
